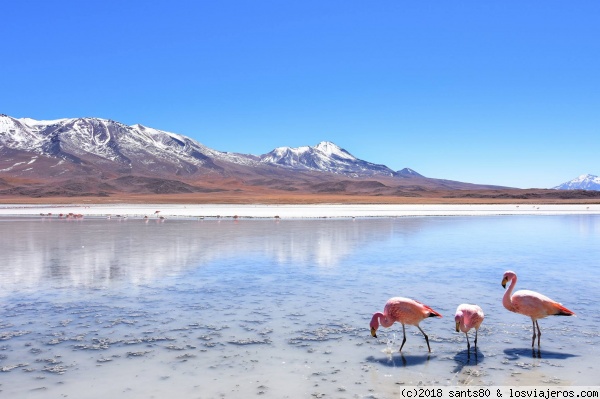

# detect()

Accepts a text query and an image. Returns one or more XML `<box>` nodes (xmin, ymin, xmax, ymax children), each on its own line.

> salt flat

<box><xmin>0</xmin><ymin>203</ymin><xmax>599</xmax><ymax>218</ymax></box>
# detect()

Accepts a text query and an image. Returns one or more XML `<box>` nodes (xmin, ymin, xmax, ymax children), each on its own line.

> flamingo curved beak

<box><xmin>455</xmin><ymin>321</ymin><xmax>460</xmax><ymax>333</ymax></box>
<box><xmin>501</xmin><ymin>277</ymin><xmax>508</xmax><ymax>288</ymax></box>
<box><xmin>370</xmin><ymin>327</ymin><xmax>377</xmax><ymax>338</ymax></box>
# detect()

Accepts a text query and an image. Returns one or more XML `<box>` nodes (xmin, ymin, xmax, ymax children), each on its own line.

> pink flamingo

<box><xmin>455</xmin><ymin>304</ymin><xmax>484</xmax><ymax>351</ymax></box>
<box><xmin>502</xmin><ymin>270</ymin><xmax>575</xmax><ymax>348</ymax></box>
<box><xmin>370</xmin><ymin>297</ymin><xmax>442</xmax><ymax>352</ymax></box>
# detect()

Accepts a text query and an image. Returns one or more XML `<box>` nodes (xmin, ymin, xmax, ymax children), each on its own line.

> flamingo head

<box><xmin>454</xmin><ymin>311</ymin><xmax>463</xmax><ymax>332</ymax></box>
<box><xmin>501</xmin><ymin>270</ymin><xmax>516</xmax><ymax>288</ymax></box>
<box><xmin>369</xmin><ymin>314</ymin><xmax>379</xmax><ymax>338</ymax></box>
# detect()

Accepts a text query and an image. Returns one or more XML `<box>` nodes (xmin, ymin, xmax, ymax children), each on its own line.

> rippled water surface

<box><xmin>1</xmin><ymin>216</ymin><xmax>599</xmax><ymax>398</ymax></box>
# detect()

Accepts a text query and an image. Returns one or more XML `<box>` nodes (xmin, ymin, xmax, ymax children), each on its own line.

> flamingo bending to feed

<box><xmin>501</xmin><ymin>270</ymin><xmax>575</xmax><ymax>348</ymax></box>
<box><xmin>370</xmin><ymin>297</ymin><xmax>442</xmax><ymax>352</ymax></box>
<box><xmin>455</xmin><ymin>304</ymin><xmax>484</xmax><ymax>351</ymax></box>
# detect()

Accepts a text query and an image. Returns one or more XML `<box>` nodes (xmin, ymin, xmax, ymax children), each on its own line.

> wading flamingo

<box><xmin>370</xmin><ymin>297</ymin><xmax>442</xmax><ymax>352</ymax></box>
<box><xmin>455</xmin><ymin>304</ymin><xmax>484</xmax><ymax>351</ymax></box>
<box><xmin>501</xmin><ymin>270</ymin><xmax>575</xmax><ymax>348</ymax></box>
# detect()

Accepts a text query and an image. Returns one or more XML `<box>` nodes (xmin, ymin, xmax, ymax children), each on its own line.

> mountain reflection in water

<box><xmin>1</xmin><ymin>218</ymin><xmax>429</xmax><ymax>290</ymax></box>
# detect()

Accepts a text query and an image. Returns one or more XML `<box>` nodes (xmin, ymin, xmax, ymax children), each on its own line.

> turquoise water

<box><xmin>1</xmin><ymin>216</ymin><xmax>599</xmax><ymax>398</ymax></box>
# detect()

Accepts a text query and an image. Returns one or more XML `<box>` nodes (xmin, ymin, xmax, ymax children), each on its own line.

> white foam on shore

<box><xmin>0</xmin><ymin>203</ymin><xmax>599</xmax><ymax>219</ymax></box>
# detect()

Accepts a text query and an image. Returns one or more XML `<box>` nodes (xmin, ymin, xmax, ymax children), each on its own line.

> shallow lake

<box><xmin>1</xmin><ymin>215</ymin><xmax>599</xmax><ymax>398</ymax></box>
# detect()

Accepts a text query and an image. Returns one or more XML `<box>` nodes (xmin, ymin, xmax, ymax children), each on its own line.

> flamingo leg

<box><xmin>465</xmin><ymin>332</ymin><xmax>470</xmax><ymax>351</ymax></box>
<box><xmin>531</xmin><ymin>319</ymin><xmax>536</xmax><ymax>348</ymax></box>
<box><xmin>417</xmin><ymin>325</ymin><xmax>431</xmax><ymax>352</ymax></box>
<box><xmin>474</xmin><ymin>329</ymin><xmax>478</xmax><ymax>350</ymax></box>
<box><xmin>535</xmin><ymin>320</ymin><xmax>541</xmax><ymax>347</ymax></box>
<box><xmin>399</xmin><ymin>324</ymin><xmax>407</xmax><ymax>352</ymax></box>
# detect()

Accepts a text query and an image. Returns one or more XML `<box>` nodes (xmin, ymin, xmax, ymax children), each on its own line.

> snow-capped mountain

<box><xmin>553</xmin><ymin>174</ymin><xmax>600</xmax><ymax>191</ymax></box>
<box><xmin>1</xmin><ymin>115</ymin><xmax>403</xmax><ymax>179</ymax></box>
<box><xmin>1</xmin><ymin>114</ymin><xmax>511</xmax><ymax>197</ymax></box>
<box><xmin>260</xmin><ymin>141</ymin><xmax>396</xmax><ymax>177</ymax></box>
<box><xmin>0</xmin><ymin>114</ymin><xmax>259</xmax><ymax>178</ymax></box>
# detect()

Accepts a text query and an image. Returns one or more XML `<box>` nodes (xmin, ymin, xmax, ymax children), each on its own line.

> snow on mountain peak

<box><xmin>577</xmin><ymin>174</ymin><xmax>595</xmax><ymax>181</ymax></box>
<box><xmin>1</xmin><ymin>115</ymin><xmax>46</xmax><ymax>148</ymax></box>
<box><xmin>259</xmin><ymin>141</ymin><xmax>395</xmax><ymax>177</ymax></box>
<box><xmin>314</xmin><ymin>141</ymin><xmax>356</xmax><ymax>160</ymax></box>
<box><xmin>18</xmin><ymin>117</ymin><xmax>71</xmax><ymax>127</ymax></box>
<box><xmin>554</xmin><ymin>174</ymin><xmax>600</xmax><ymax>191</ymax></box>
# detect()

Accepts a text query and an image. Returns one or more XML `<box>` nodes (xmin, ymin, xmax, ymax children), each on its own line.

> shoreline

<box><xmin>1</xmin><ymin>203</ymin><xmax>599</xmax><ymax>219</ymax></box>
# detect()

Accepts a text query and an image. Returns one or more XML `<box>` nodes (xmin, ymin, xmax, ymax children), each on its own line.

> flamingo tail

<box><xmin>554</xmin><ymin>303</ymin><xmax>575</xmax><ymax>316</ymax></box>
<box><xmin>425</xmin><ymin>306</ymin><xmax>443</xmax><ymax>318</ymax></box>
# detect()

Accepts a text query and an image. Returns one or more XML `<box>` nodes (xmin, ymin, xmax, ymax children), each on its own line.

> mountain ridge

<box><xmin>1</xmin><ymin>114</ymin><xmax>517</xmax><ymax>198</ymax></box>
<box><xmin>1</xmin><ymin>115</ymin><xmax>418</xmax><ymax>180</ymax></box>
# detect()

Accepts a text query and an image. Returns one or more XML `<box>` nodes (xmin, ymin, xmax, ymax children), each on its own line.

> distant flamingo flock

<box><xmin>40</xmin><ymin>212</ymin><xmax>84</xmax><ymax>219</ymax></box>
<box><xmin>370</xmin><ymin>270</ymin><xmax>575</xmax><ymax>354</ymax></box>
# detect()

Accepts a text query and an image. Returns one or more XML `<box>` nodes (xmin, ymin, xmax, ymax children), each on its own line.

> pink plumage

<box><xmin>501</xmin><ymin>270</ymin><xmax>575</xmax><ymax>348</ymax></box>
<box><xmin>370</xmin><ymin>297</ymin><xmax>442</xmax><ymax>352</ymax></box>
<box><xmin>455</xmin><ymin>304</ymin><xmax>484</xmax><ymax>351</ymax></box>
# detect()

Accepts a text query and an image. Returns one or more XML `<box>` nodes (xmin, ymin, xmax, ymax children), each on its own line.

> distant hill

<box><xmin>397</xmin><ymin>168</ymin><xmax>423</xmax><ymax>177</ymax></box>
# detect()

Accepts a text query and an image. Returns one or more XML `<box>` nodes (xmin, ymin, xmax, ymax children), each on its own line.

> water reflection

<box><xmin>0</xmin><ymin>218</ymin><xmax>430</xmax><ymax>291</ymax></box>
<box><xmin>452</xmin><ymin>349</ymin><xmax>485</xmax><ymax>374</ymax></box>
<box><xmin>367</xmin><ymin>353</ymin><xmax>433</xmax><ymax>368</ymax></box>
<box><xmin>2</xmin><ymin>216</ymin><xmax>600</xmax><ymax>292</ymax></box>
<box><xmin>503</xmin><ymin>347</ymin><xmax>578</xmax><ymax>360</ymax></box>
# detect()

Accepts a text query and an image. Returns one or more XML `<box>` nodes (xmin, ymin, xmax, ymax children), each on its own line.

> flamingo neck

<box><xmin>456</xmin><ymin>312</ymin><xmax>467</xmax><ymax>328</ymax></box>
<box><xmin>503</xmin><ymin>275</ymin><xmax>517</xmax><ymax>312</ymax></box>
<box><xmin>375</xmin><ymin>312</ymin><xmax>394</xmax><ymax>328</ymax></box>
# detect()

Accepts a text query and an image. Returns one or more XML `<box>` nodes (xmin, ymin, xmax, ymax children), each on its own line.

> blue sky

<box><xmin>2</xmin><ymin>1</ymin><xmax>599</xmax><ymax>188</ymax></box>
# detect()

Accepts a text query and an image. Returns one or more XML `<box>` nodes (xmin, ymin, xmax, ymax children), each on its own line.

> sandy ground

<box><xmin>1</xmin><ymin>203</ymin><xmax>599</xmax><ymax>218</ymax></box>
<box><xmin>1</xmin><ymin>189</ymin><xmax>600</xmax><ymax>206</ymax></box>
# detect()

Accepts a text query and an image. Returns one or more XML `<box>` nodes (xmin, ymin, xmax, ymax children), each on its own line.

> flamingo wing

<box><xmin>412</xmin><ymin>299</ymin><xmax>443</xmax><ymax>318</ymax></box>
<box><xmin>512</xmin><ymin>290</ymin><xmax>574</xmax><ymax>319</ymax></box>
<box><xmin>383</xmin><ymin>297</ymin><xmax>440</xmax><ymax>325</ymax></box>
